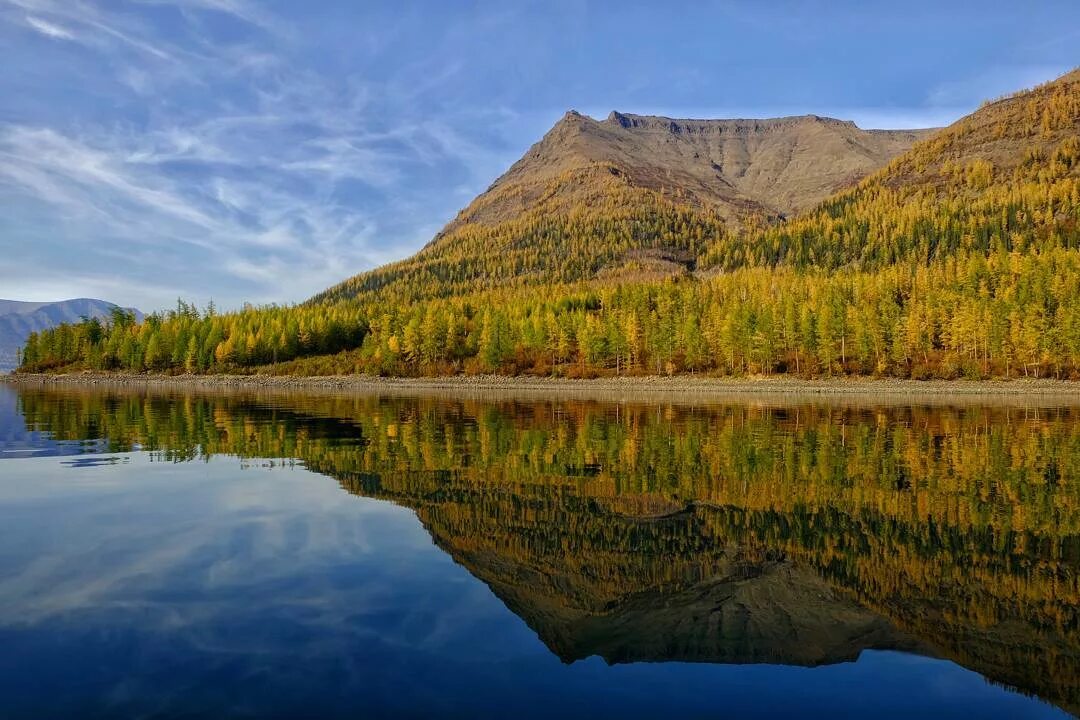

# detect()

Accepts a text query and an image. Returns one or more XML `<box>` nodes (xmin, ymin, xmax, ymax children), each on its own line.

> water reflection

<box><xmin>3</xmin><ymin>384</ymin><xmax>1079</xmax><ymax>717</ymax></box>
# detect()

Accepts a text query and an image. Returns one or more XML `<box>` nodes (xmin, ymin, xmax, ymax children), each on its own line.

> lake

<box><xmin>1</xmin><ymin>383</ymin><xmax>1078</xmax><ymax>719</ymax></box>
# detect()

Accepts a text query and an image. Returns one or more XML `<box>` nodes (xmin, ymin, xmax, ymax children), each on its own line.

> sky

<box><xmin>1</xmin><ymin>1</ymin><xmax>1077</xmax><ymax>313</ymax></box>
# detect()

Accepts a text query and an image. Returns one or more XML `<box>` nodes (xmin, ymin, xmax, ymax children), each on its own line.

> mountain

<box><xmin>0</xmin><ymin>299</ymin><xmax>143</xmax><ymax>372</ymax></box>
<box><xmin>314</xmin><ymin>112</ymin><xmax>931</xmax><ymax>304</ymax></box>
<box><xmin>485</xmin><ymin>111</ymin><xmax>929</xmax><ymax>219</ymax></box>
<box><xmin>18</xmin><ymin>69</ymin><xmax>1080</xmax><ymax>380</ymax></box>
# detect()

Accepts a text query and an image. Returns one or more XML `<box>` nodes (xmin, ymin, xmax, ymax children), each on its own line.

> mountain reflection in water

<box><xmin>5</xmin><ymin>385</ymin><xmax>1080</xmax><ymax>717</ymax></box>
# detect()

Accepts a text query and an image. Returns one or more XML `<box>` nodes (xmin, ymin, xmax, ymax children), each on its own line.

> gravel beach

<box><xmin>6</xmin><ymin>371</ymin><xmax>1080</xmax><ymax>401</ymax></box>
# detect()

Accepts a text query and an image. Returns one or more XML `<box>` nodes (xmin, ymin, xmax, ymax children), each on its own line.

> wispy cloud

<box><xmin>0</xmin><ymin>121</ymin><xmax>397</xmax><ymax>302</ymax></box>
<box><xmin>6</xmin><ymin>1</ymin><xmax>1071</xmax><ymax>312</ymax></box>
<box><xmin>0</xmin><ymin>0</ymin><xmax>516</xmax><ymax>311</ymax></box>
<box><xmin>132</xmin><ymin>0</ymin><xmax>284</xmax><ymax>35</ymax></box>
<box><xmin>8</xmin><ymin>0</ymin><xmax>172</xmax><ymax>59</ymax></box>
<box><xmin>24</xmin><ymin>14</ymin><xmax>72</xmax><ymax>39</ymax></box>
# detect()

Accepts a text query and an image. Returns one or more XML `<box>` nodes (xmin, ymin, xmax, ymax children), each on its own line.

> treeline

<box><xmin>19</xmin><ymin>300</ymin><xmax>367</xmax><ymax>373</ymax></box>
<box><xmin>18</xmin><ymin>246</ymin><xmax>1080</xmax><ymax>379</ymax></box>
<box><xmin>283</xmin><ymin>247</ymin><xmax>1080</xmax><ymax>379</ymax></box>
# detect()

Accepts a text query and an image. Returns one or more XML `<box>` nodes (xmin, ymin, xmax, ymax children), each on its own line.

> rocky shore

<box><xmin>5</xmin><ymin>371</ymin><xmax>1080</xmax><ymax>399</ymax></box>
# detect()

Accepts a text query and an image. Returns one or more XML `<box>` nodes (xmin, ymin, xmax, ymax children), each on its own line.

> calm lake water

<box><xmin>1</xmin><ymin>383</ymin><xmax>1078</xmax><ymax>719</ymax></box>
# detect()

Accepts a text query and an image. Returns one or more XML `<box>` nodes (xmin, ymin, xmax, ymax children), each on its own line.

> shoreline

<box><xmin>5</xmin><ymin>371</ymin><xmax>1080</xmax><ymax>398</ymax></box>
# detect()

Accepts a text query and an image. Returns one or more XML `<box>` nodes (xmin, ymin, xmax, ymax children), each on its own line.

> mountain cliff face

<box><xmin>315</xmin><ymin>112</ymin><xmax>931</xmax><ymax>304</ymax></box>
<box><xmin>0</xmin><ymin>299</ymin><xmax>143</xmax><ymax>372</ymax></box>
<box><xmin>479</xmin><ymin>111</ymin><xmax>930</xmax><ymax>221</ymax></box>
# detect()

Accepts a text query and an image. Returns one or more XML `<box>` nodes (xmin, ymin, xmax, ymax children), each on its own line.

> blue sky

<box><xmin>1</xmin><ymin>1</ymin><xmax>1077</xmax><ymax>313</ymax></box>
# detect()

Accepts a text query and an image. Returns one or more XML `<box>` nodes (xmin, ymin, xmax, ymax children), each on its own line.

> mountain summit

<box><xmin>490</xmin><ymin>110</ymin><xmax>930</xmax><ymax>218</ymax></box>
<box><xmin>316</xmin><ymin>111</ymin><xmax>931</xmax><ymax>304</ymax></box>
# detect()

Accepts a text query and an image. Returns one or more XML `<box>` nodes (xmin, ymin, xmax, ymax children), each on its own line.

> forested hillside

<box><xmin>703</xmin><ymin>68</ymin><xmax>1080</xmax><ymax>269</ymax></box>
<box><xmin>17</xmin><ymin>70</ymin><xmax>1080</xmax><ymax>379</ymax></box>
<box><xmin>313</xmin><ymin>174</ymin><xmax>734</xmax><ymax>305</ymax></box>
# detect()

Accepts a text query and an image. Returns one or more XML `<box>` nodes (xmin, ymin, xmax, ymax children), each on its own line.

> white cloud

<box><xmin>0</xmin><ymin>0</ymin><xmax>528</xmax><ymax>311</ymax></box>
<box><xmin>25</xmin><ymin>14</ymin><xmax>73</xmax><ymax>39</ymax></box>
<box><xmin>0</xmin><ymin>127</ymin><xmax>223</xmax><ymax>241</ymax></box>
<box><xmin>7</xmin><ymin>1</ymin><xmax>174</xmax><ymax>60</ymax></box>
<box><xmin>82</xmin><ymin>15</ymin><xmax>173</xmax><ymax>60</ymax></box>
<box><xmin>132</xmin><ymin>0</ymin><xmax>284</xmax><ymax>35</ymax></box>
<box><xmin>0</xmin><ymin>116</ymin><xmax>436</xmax><ymax>310</ymax></box>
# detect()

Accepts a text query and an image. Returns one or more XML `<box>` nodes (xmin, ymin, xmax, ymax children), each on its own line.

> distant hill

<box><xmin>314</xmin><ymin>112</ymin><xmax>930</xmax><ymax>304</ymax></box>
<box><xmin>0</xmin><ymin>299</ymin><xmax>143</xmax><ymax>372</ymax></box>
